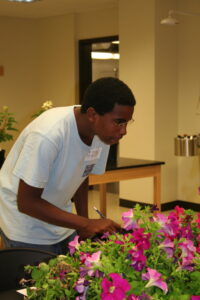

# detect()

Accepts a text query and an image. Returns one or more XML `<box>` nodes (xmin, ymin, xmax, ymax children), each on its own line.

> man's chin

<box><xmin>103</xmin><ymin>138</ymin><xmax>119</xmax><ymax>145</ymax></box>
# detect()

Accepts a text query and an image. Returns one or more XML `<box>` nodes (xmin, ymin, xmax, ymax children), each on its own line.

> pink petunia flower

<box><xmin>122</xmin><ymin>209</ymin><xmax>138</xmax><ymax>231</ymax></box>
<box><xmin>178</xmin><ymin>239</ymin><xmax>196</xmax><ymax>258</ymax></box>
<box><xmin>158</xmin><ymin>238</ymin><xmax>174</xmax><ymax>258</ymax></box>
<box><xmin>153</xmin><ymin>213</ymin><xmax>168</xmax><ymax>226</ymax></box>
<box><xmin>101</xmin><ymin>273</ymin><xmax>131</xmax><ymax>300</ymax></box>
<box><xmin>142</xmin><ymin>268</ymin><xmax>168</xmax><ymax>294</ymax></box>
<box><xmin>75</xmin><ymin>277</ymin><xmax>89</xmax><ymax>300</ymax></box>
<box><xmin>158</xmin><ymin>220</ymin><xmax>179</xmax><ymax>239</ymax></box>
<box><xmin>79</xmin><ymin>251</ymin><xmax>102</xmax><ymax>277</ymax></box>
<box><xmin>191</xmin><ymin>297</ymin><xmax>200</xmax><ymax>300</ymax></box>
<box><xmin>75</xmin><ymin>277</ymin><xmax>87</xmax><ymax>294</ymax></box>
<box><xmin>84</xmin><ymin>251</ymin><xmax>101</xmax><ymax>267</ymax></box>
<box><xmin>68</xmin><ymin>235</ymin><xmax>80</xmax><ymax>255</ymax></box>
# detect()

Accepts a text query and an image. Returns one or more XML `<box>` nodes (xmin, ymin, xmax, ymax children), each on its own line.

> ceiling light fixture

<box><xmin>7</xmin><ymin>0</ymin><xmax>40</xmax><ymax>3</ymax></box>
<box><xmin>91</xmin><ymin>52</ymin><xmax>120</xmax><ymax>60</ymax></box>
<box><xmin>160</xmin><ymin>9</ymin><xmax>200</xmax><ymax>26</ymax></box>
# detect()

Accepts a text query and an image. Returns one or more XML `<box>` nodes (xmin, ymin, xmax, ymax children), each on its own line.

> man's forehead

<box><xmin>108</xmin><ymin>104</ymin><xmax>134</xmax><ymax>117</ymax></box>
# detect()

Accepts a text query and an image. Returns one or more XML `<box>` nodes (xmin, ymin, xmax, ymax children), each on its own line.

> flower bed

<box><xmin>23</xmin><ymin>205</ymin><xmax>200</xmax><ymax>299</ymax></box>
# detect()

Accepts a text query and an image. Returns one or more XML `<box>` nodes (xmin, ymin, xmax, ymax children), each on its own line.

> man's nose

<box><xmin>119</xmin><ymin>124</ymin><xmax>127</xmax><ymax>136</ymax></box>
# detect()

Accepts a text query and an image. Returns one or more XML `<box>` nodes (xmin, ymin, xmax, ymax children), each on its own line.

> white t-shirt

<box><xmin>0</xmin><ymin>106</ymin><xmax>109</xmax><ymax>244</ymax></box>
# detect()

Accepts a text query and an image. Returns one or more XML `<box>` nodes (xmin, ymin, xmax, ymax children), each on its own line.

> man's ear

<box><xmin>86</xmin><ymin>107</ymin><xmax>98</xmax><ymax>122</ymax></box>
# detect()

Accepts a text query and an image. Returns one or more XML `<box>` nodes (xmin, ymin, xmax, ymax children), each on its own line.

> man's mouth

<box><xmin>109</xmin><ymin>137</ymin><xmax>121</xmax><ymax>144</ymax></box>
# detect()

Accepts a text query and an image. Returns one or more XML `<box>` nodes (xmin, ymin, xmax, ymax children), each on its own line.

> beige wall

<box><xmin>0</xmin><ymin>8</ymin><xmax>117</xmax><ymax>153</ymax></box>
<box><xmin>0</xmin><ymin>15</ymin><xmax>76</xmax><ymax>153</ymax></box>
<box><xmin>37</xmin><ymin>14</ymin><xmax>76</xmax><ymax>108</ymax></box>
<box><xmin>75</xmin><ymin>8</ymin><xmax>118</xmax><ymax>40</ymax></box>
<box><xmin>0</xmin><ymin>17</ymin><xmax>41</xmax><ymax>151</ymax></box>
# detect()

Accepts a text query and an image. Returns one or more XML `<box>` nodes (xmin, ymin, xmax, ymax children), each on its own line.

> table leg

<box><xmin>99</xmin><ymin>183</ymin><xmax>107</xmax><ymax>217</ymax></box>
<box><xmin>153</xmin><ymin>170</ymin><xmax>161</xmax><ymax>211</ymax></box>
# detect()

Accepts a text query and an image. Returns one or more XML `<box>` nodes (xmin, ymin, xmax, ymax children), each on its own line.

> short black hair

<box><xmin>81</xmin><ymin>77</ymin><xmax>136</xmax><ymax>115</ymax></box>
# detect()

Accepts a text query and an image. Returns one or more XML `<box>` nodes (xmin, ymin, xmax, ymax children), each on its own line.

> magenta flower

<box><xmin>128</xmin><ymin>295</ymin><xmax>140</xmax><ymax>300</ymax></box>
<box><xmin>101</xmin><ymin>273</ymin><xmax>131</xmax><ymax>300</ymax></box>
<box><xmin>129</xmin><ymin>246</ymin><xmax>146</xmax><ymax>271</ymax></box>
<box><xmin>59</xmin><ymin>270</ymin><xmax>67</xmax><ymax>281</ymax></box>
<box><xmin>68</xmin><ymin>235</ymin><xmax>80</xmax><ymax>255</ymax></box>
<box><xmin>122</xmin><ymin>209</ymin><xmax>138</xmax><ymax>231</ymax></box>
<box><xmin>130</xmin><ymin>228</ymin><xmax>151</xmax><ymax>250</ymax></box>
<box><xmin>197</xmin><ymin>242</ymin><xmax>200</xmax><ymax>254</ymax></box>
<box><xmin>179</xmin><ymin>225</ymin><xmax>194</xmax><ymax>240</ymax></box>
<box><xmin>195</xmin><ymin>213</ymin><xmax>200</xmax><ymax>229</ymax></box>
<box><xmin>174</xmin><ymin>205</ymin><xmax>185</xmax><ymax>217</ymax></box>
<box><xmin>142</xmin><ymin>268</ymin><xmax>168</xmax><ymax>294</ymax></box>
<box><xmin>191</xmin><ymin>296</ymin><xmax>200</xmax><ymax>300</ymax></box>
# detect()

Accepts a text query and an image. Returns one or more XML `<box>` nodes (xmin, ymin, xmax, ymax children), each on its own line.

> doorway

<box><xmin>79</xmin><ymin>35</ymin><xmax>119</xmax><ymax>193</ymax></box>
<box><xmin>79</xmin><ymin>35</ymin><xmax>119</xmax><ymax>103</ymax></box>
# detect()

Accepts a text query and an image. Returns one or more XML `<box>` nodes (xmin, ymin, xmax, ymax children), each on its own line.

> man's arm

<box><xmin>17</xmin><ymin>179</ymin><xmax>121</xmax><ymax>239</ymax></box>
<box><xmin>73</xmin><ymin>177</ymin><xmax>89</xmax><ymax>218</ymax></box>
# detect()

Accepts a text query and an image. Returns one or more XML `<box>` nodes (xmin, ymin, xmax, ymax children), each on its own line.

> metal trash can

<box><xmin>174</xmin><ymin>135</ymin><xmax>200</xmax><ymax>156</ymax></box>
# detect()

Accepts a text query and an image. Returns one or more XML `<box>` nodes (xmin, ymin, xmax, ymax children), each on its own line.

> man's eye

<box><xmin>114</xmin><ymin>119</ymin><xmax>125</xmax><ymax>124</ymax></box>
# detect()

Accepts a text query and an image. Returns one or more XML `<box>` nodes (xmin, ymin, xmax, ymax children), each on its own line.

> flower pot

<box><xmin>0</xmin><ymin>149</ymin><xmax>5</xmax><ymax>169</ymax></box>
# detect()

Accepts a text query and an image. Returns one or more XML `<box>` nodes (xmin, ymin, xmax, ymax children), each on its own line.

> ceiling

<box><xmin>0</xmin><ymin>0</ymin><xmax>118</xmax><ymax>19</ymax></box>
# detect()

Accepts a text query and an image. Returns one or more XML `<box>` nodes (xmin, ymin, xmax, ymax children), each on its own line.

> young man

<box><xmin>0</xmin><ymin>77</ymin><xmax>136</xmax><ymax>254</ymax></box>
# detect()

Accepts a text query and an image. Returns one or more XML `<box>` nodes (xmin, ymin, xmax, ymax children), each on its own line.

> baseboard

<box><xmin>119</xmin><ymin>199</ymin><xmax>200</xmax><ymax>212</ymax></box>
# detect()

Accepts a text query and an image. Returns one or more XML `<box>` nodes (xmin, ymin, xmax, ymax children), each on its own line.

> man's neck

<box><xmin>74</xmin><ymin>107</ymin><xmax>94</xmax><ymax>146</ymax></box>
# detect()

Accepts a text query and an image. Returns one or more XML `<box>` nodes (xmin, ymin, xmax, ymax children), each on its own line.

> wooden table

<box><xmin>89</xmin><ymin>158</ymin><xmax>165</xmax><ymax>216</ymax></box>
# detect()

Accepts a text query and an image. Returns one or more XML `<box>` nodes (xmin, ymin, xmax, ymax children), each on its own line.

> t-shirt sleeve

<box><xmin>13</xmin><ymin>132</ymin><xmax>58</xmax><ymax>188</ymax></box>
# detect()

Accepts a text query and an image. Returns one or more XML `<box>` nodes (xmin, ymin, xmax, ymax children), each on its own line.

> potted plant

<box><xmin>0</xmin><ymin>106</ymin><xmax>18</xmax><ymax>168</ymax></box>
<box><xmin>32</xmin><ymin>100</ymin><xmax>53</xmax><ymax>118</ymax></box>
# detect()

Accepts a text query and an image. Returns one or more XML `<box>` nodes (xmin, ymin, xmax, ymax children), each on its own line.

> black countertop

<box><xmin>106</xmin><ymin>157</ymin><xmax>165</xmax><ymax>171</ymax></box>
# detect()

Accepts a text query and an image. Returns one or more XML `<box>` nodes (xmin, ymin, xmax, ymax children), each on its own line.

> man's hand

<box><xmin>78</xmin><ymin>218</ymin><xmax>121</xmax><ymax>239</ymax></box>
